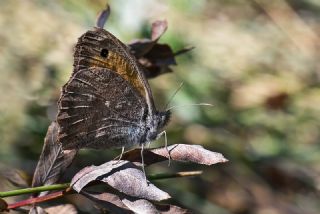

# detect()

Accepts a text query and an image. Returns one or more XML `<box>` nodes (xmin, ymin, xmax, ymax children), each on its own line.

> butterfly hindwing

<box><xmin>57</xmin><ymin>67</ymin><xmax>147</xmax><ymax>149</ymax></box>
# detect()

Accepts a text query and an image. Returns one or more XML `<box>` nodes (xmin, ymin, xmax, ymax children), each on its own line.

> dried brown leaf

<box><xmin>0</xmin><ymin>198</ymin><xmax>8</xmax><ymax>212</ymax></box>
<box><xmin>71</xmin><ymin>161</ymin><xmax>128</xmax><ymax>191</ymax></box>
<box><xmin>81</xmin><ymin>191</ymin><xmax>132</xmax><ymax>214</ymax></box>
<box><xmin>129</xmin><ymin>20</ymin><xmax>168</xmax><ymax>58</ymax></box>
<box><xmin>128</xmin><ymin>20</ymin><xmax>192</xmax><ymax>79</ymax></box>
<box><xmin>32</xmin><ymin>122</ymin><xmax>77</xmax><ymax>194</ymax></box>
<box><xmin>121</xmin><ymin>144</ymin><xmax>228</xmax><ymax>166</ymax></box>
<box><xmin>45</xmin><ymin>204</ymin><xmax>77</xmax><ymax>214</ymax></box>
<box><xmin>129</xmin><ymin>39</ymin><xmax>155</xmax><ymax>58</ymax></box>
<box><xmin>29</xmin><ymin>206</ymin><xmax>47</xmax><ymax>214</ymax></box>
<box><xmin>81</xmin><ymin>191</ymin><xmax>189</xmax><ymax>214</ymax></box>
<box><xmin>154</xmin><ymin>204</ymin><xmax>190</xmax><ymax>214</ymax></box>
<box><xmin>29</xmin><ymin>204</ymin><xmax>77</xmax><ymax>214</ymax></box>
<box><xmin>151</xmin><ymin>20</ymin><xmax>168</xmax><ymax>41</ymax></box>
<box><xmin>71</xmin><ymin>160</ymin><xmax>170</xmax><ymax>201</ymax></box>
<box><xmin>0</xmin><ymin>165</ymin><xmax>29</xmax><ymax>188</ymax></box>
<box><xmin>122</xmin><ymin>198</ymin><xmax>158</xmax><ymax>214</ymax></box>
<box><xmin>96</xmin><ymin>4</ymin><xmax>111</xmax><ymax>29</ymax></box>
<box><xmin>154</xmin><ymin>144</ymin><xmax>228</xmax><ymax>165</ymax></box>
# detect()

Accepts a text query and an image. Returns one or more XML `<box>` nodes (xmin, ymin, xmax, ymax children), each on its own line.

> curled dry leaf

<box><xmin>82</xmin><ymin>191</ymin><xmax>189</xmax><ymax>214</ymax></box>
<box><xmin>120</xmin><ymin>144</ymin><xmax>228</xmax><ymax>166</ymax></box>
<box><xmin>81</xmin><ymin>191</ymin><xmax>132</xmax><ymax>214</ymax></box>
<box><xmin>121</xmin><ymin>198</ymin><xmax>159</xmax><ymax>214</ymax></box>
<box><xmin>31</xmin><ymin>122</ymin><xmax>77</xmax><ymax>195</ymax></box>
<box><xmin>153</xmin><ymin>144</ymin><xmax>228</xmax><ymax>165</ymax></box>
<box><xmin>71</xmin><ymin>160</ymin><xmax>170</xmax><ymax>201</ymax></box>
<box><xmin>96</xmin><ymin>4</ymin><xmax>111</xmax><ymax>29</ymax></box>
<box><xmin>71</xmin><ymin>161</ymin><xmax>128</xmax><ymax>191</ymax></box>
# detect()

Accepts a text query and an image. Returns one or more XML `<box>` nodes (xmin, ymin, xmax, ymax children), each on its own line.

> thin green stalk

<box><xmin>149</xmin><ymin>170</ymin><xmax>203</xmax><ymax>180</ymax></box>
<box><xmin>0</xmin><ymin>183</ymin><xmax>70</xmax><ymax>198</ymax></box>
<box><xmin>0</xmin><ymin>171</ymin><xmax>202</xmax><ymax>198</ymax></box>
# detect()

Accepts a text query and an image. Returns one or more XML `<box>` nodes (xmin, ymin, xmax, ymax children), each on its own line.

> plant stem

<box><xmin>7</xmin><ymin>188</ymin><xmax>72</xmax><ymax>210</ymax></box>
<box><xmin>0</xmin><ymin>171</ymin><xmax>202</xmax><ymax>198</ymax></box>
<box><xmin>0</xmin><ymin>183</ymin><xmax>70</xmax><ymax>198</ymax></box>
<box><xmin>149</xmin><ymin>170</ymin><xmax>203</xmax><ymax>180</ymax></box>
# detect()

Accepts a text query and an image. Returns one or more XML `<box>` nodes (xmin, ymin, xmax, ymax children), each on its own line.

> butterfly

<box><xmin>57</xmin><ymin>28</ymin><xmax>171</xmax><ymax>154</ymax></box>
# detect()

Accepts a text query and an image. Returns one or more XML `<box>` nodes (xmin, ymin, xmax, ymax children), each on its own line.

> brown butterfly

<box><xmin>57</xmin><ymin>28</ymin><xmax>171</xmax><ymax>153</ymax></box>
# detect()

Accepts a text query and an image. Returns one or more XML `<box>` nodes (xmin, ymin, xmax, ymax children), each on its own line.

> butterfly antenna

<box><xmin>141</xmin><ymin>144</ymin><xmax>147</xmax><ymax>182</ymax></box>
<box><xmin>166</xmin><ymin>103</ymin><xmax>214</xmax><ymax>111</ymax></box>
<box><xmin>164</xmin><ymin>82</ymin><xmax>184</xmax><ymax>111</ymax></box>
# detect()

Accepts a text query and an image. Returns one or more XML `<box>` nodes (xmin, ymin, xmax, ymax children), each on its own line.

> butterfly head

<box><xmin>144</xmin><ymin>110</ymin><xmax>171</xmax><ymax>142</ymax></box>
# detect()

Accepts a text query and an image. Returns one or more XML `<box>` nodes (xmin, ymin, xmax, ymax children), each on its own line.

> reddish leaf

<box><xmin>139</xmin><ymin>46</ymin><xmax>193</xmax><ymax>79</ymax></box>
<box><xmin>120</xmin><ymin>144</ymin><xmax>228</xmax><ymax>166</ymax></box>
<box><xmin>264</xmin><ymin>92</ymin><xmax>289</xmax><ymax>110</ymax></box>
<box><xmin>129</xmin><ymin>39</ymin><xmax>155</xmax><ymax>58</ymax></box>
<box><xmin>96</xmin><ymin>4</ymin><xmax>111</xmax><ymax>29</ymax></box>
<box><xmin>138</xmin><ymin>44</ymin><xmax>176</xmax><ymax>78</ymax></box>
<box><xmin>128</xmin><ymin>20</ymin><xmax>192</xmax><ymax>79</ymax></box>
<box><xmin>32</xmin><ymin>122</ymin><xmax>77</xmax><ymax>196</ymax></box>
<box><xmin>129</xmin><ymin>20</ymin><xmax>168</xmax><ymax>58</ymax></box>
<box><xmin>71</xmin><ymin>160</ymin><xmax>170</xmax><ymax>201</ymax></box>
<box><xmin>174</xmin><ymin>46</ymin><xmax>195</xmax><ymax>56</ymax></box>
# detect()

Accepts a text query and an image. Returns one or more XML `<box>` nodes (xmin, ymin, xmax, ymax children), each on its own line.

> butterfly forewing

<box><xmin>73</xmin><ymin>28</ymin><xmax>151</xmax><ymax>102</ymax></box>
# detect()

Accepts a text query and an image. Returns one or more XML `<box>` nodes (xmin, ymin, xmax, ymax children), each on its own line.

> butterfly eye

<box><xmin>100</xmin><ymin>48</ymin><xmax>109</xmax><ymax>58</ymax></box>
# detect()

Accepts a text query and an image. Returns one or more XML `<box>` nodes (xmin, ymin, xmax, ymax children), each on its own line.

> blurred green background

<box><xmin>1</xmin><ymin>0</ymin><xmax>320</xmax><ymax>213</ymax></box>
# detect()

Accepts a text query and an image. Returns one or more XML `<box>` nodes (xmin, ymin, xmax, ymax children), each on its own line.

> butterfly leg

<box><xmin>147</xmin><ymin>141</ymin><xmax>151</xmax><ymax>148</ymax></box>
<box><xmin>163</xmin><ymin>130</ymin><xmax>171</xmax><ymax>166</ymax></box>
<box><xmin>158</xmin><ymin>131</ymin><xmax>171</xmax><ymax>166</ymax></box>
<box><xmin>118</xmin><ymin>146</ymin><xmax>125</xmax><ymax>160</ymax></box>
<box><xmin>113</xmin><ymin>146</ymin><xmax>125</xmax><ymax>163</ymax></box>
<box><xmin>141</xmin><ymin>143</ymin><xmax>147</xmax><ymax>183</ymax></box>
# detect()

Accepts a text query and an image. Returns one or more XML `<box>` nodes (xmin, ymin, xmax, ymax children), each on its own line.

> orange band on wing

<box><xmin>87</xmin><ymin>51</ymin><xmax>145</xmax><ymax>98</ymax></box>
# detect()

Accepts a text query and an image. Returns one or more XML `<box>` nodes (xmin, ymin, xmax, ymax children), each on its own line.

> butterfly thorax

<box><xmin>141</xmin><ymin>110</ymin><xmax>171</xmax><ymax>144</ymax></box>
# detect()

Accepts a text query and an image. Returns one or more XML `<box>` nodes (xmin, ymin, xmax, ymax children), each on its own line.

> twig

<box><xmin>7</xmin><ymin>188</ymin><xmax>72</xmax><ymax>210</ymax></box>
<box><xmin>1</xmin><ymin>171</ymin><xmax>202</xmax><ymax>198</ymax></box>
<box><xmin>148</xmin><ymin>171</ymin><xmax>203</xmax><ymax>180</ymax></box>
